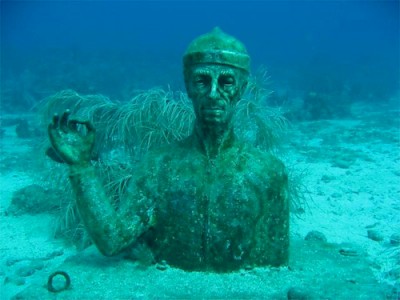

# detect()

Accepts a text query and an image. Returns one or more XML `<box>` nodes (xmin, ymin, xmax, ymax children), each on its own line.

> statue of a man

<box><xmin>48</xmin><ymin>27</ymin><xmax>290</xmax><ymax>272</ymax></box>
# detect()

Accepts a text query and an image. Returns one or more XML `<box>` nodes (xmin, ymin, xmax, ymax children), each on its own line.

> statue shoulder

<box><xmin>244</xmin><ymin>145</ymin><xmax>287</xmax><ymax>178</ymax></box>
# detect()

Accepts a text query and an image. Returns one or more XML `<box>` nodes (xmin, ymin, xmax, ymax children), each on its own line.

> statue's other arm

<box><xmin>252</xmin><ymin>154</ymin><xmax>290</xmax><ymax>266</ymax></box>
<box><xmin>265</xmin><ymin>157</ymin><xmax>290</xmax><ymax>265</ymax></box>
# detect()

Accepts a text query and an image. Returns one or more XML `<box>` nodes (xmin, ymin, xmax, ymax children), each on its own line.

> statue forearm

<box><xmin>68</xmin><ymin>164</ymin><xmax>143</xmax><ymax>256</ymax></box>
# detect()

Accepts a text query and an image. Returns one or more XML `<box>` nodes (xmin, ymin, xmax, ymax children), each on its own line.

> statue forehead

<box><xmin>183</xmin><ymin>27</ymin><xmax>251</xmax><ymax>73</ymax></box>
<box><xmin>190</xmin><ymin>64</ymin><xmax>239</xmax><ymax>75</ymax></box>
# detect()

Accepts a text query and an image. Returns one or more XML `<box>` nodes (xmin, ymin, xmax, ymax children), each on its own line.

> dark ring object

<box><xmin>47</xmin><ymin>271</ymin><xmax>71</xmax><ymax>293</ymax></box>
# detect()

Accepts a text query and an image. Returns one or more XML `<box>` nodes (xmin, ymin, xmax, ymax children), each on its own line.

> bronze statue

<box><xmin>48</xmin><ymin>27</ymin><xmax>290</xmax><ymax>272</ymax></box>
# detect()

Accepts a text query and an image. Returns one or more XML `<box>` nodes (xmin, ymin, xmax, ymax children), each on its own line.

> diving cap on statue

<box><xmin>183</xmin><ymin>27</ymin><xmax>250</xmax><ymax>73</ymax></box>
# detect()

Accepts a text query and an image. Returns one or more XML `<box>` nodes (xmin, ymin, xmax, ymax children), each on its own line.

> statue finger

<box><xmin>51</xmin><ymin>113</ymin><xmax>60</xmax><ymax>129</ymax></box>
<box><xmin>83</xmin><ymin>121</ymin><xmax>96</xmax><ymax>142</ymax></box>
<box><xmin>49</xmin><ymin>114</ymin><xmax>62</xmax><ymax>139</ymax></box>
<box><xmin>48</xmin><ymin>123</ymin><xmax>61</xmax><ymax>146</ymax></box>
<box><xmin>60</xmin><ymin>110</ymin><xmax>71</xmax><ymax>133</ymax></box>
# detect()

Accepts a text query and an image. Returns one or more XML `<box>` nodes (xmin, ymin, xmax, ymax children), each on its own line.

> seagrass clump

<box><xmin>39</xmin><ymin>69</ymin><xmax>293</xmax><ymax>248</ymax></box>
<box><xmin>236</xmin><ymin>68</ymin><xmax>289</xmax><ymax>152</ymax></box>
<box><xmin>39</xmin><ymin>88</ymin><xmax>195</xmax><ymax>160</ymax></box>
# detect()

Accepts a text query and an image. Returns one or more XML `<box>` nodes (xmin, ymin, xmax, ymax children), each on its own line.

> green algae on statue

<box><xmin>48</xmin><ymin>27</ymin><xmax>290</xmax><ymax>272</ymax></box>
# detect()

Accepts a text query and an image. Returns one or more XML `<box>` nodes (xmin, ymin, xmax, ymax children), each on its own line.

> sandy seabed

<box><xmin>0</xmin><ymin>101</ymin><xmax>399</xmax><ymax>299</ymax></box>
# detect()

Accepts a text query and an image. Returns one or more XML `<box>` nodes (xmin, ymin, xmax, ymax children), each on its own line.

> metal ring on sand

<box><xmin>47</xmin><ymin>271</ymin><xmax>71</xmax><ymax>293</ymax></box>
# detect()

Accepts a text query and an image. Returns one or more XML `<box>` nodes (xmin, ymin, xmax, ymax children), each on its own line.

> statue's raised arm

<box><xmin>48</xmin><ymin>110</ymin><xmax>149</xmax><ymax>256</ymax></box>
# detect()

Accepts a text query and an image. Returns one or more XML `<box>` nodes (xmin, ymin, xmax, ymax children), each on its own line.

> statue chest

<box><xmin>156</xmin><ymin>153</ymin><xmax>264</xmax><ymax>224</ymax></box>
<box><xmin>149</xmin><ymin>153</ymin><xmax>268</xmax><ymax>270</ymax></box>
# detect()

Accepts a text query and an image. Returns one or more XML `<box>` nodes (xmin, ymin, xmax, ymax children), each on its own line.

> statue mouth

<box><xmin>202</xmin><ymin>107</ymin><xmax>224</xmax><ymax>113</ymax></box>
<box><xmin>202</xmin><ymin>108</ymin><xmax>224</xmax><ymax>118</ymax></box>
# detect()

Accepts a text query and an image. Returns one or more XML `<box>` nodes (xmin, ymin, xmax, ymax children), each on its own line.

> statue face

<box><xmin>185</xmin><ymin>64</ymin><xmax>248</xmax><ymax>128</ymax></box>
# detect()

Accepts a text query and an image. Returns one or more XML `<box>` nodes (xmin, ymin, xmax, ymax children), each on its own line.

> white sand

<box><xmin>0</xmin><ymin>103</ymin><xmax>399</xmax><ymax>299</ymax></box>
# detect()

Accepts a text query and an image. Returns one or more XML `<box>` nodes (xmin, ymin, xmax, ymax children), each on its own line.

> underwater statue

<box><xmin>48</xmin><ymin>27</ymin><xmax>290</xmax><ymax>272</ymax></box>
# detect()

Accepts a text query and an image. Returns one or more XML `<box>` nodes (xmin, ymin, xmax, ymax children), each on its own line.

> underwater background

<box><xmin>1</xmin><ymin>1</ymin><xmax>400</xmax><ymax>299</ymax></box>
<box><xmin>1</xmin><ymin>0</ymin><xmax>399</xmax><ymax>109</ymax></box>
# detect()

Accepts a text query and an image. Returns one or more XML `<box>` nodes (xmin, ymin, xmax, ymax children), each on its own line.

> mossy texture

<box><xmin>124</xmin><ymin>130</ymin><xmax>289</xmax><ymax>271</ymax></box>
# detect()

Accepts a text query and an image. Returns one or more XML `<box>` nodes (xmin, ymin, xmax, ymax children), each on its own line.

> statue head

<box><xmin>183</xmin><ymin>27</ymin><xmax>250</xmax><ymax>129</ymax></box>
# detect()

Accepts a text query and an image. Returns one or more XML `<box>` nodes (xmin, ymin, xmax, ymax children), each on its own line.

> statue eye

<box><xmin>219</xmin><ymin>76</ymin><xmax>235</xmax><ymax>87</ymax></box>
<box><xmin>194</xmin><ymin>76</ymin><xmax>209</xmax><ymax>87</ymax></box>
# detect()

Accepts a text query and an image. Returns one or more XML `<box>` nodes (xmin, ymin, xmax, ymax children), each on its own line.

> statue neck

<box><xmin>193</xmin><ymin>120</ymin><xmax>235</xmax><ymax>159</ymax></box>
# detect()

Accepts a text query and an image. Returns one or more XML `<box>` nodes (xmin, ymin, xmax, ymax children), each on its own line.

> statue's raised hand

<box><xmin>48</xmin><ymin>110</ymin><xmax>95</xmax><ymax>166</ymax></box>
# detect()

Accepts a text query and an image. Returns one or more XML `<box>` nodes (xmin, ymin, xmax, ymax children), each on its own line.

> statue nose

<box><xmin>208</xmin><ymin>81</ymin><xmax>219</xmax><ymax>100</ymax></box>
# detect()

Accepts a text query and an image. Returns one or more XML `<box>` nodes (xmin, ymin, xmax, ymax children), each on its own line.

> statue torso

<box><xmin>128</xmin><ymin>134</ymin><xmax>289</xmax><ymax>271</ymax></box>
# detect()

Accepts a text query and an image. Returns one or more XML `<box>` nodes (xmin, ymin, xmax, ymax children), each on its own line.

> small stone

<box><xmin>339</xmin><ymin>247</ymin><xmax>359</xmax><ymax>257</ymax></box>
<box><xmin>331</xmin><ymin>192</ymin><xmax>342</xmax><ymax>198</ymax></box>
<box><xmin>321</xmin><ymin>175</ymin><xmax>335</xmax><ymax>183</ymax></box>
<box><xmin>389</xmin><ymin>233</ymin><xmax>400</xmax><ymax>246</ymax></box>
<box><xmin>332</xmin><ymin>159</ymin><xmax>350</xmax><ymax>169</ymax></box>
<box><xmin>156</xmin><ymin>260</ymin><xmax>168</xmax><ymax>271</ymax></box>
<box><xmin>345</xmin><ymin>278</ymin><xmax>357</xmax><ymax>284</ymax></box>
<box><xmin>287</xmin><ymin>287</ymin><xmax>310</xmax><ymax>300</ymax></box>
<box><xmin>365</xmin><ymin>222</ymin><xmax>379</xmax><ymax>229</ymax></box>
<box><xmin>367</xmin><ymin>229</ymin><xmax>384</xmax><ymax>242</ymax></box>
<box><xmin>304</xmin><ymin>230</ymin><xmax>327</xmax><ymax>243</ymax></box>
